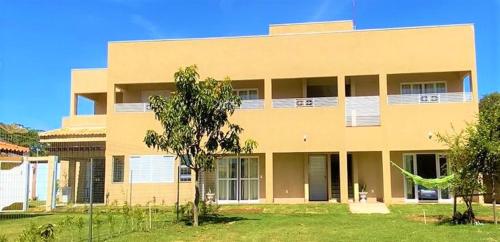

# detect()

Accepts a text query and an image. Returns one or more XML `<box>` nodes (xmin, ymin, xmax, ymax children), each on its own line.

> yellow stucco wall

<box><xmin>58</xmin><ymin>22</ymin><xmax>479</xmax><ymax>205</ymax></box>
<box><xmin>273</xmin><ymin>153</ymin><xmax>305</xmax><ymax>199</ymax></box>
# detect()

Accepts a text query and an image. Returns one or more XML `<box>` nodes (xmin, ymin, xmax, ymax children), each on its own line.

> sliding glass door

<box><xmin>403</xmin><ymin>153</ymin><xmax>451</xmax><ymax>203</ymax></box>
<box><xmin>217</xmin><ymin>157</ymin><xmax>259</xmax><ymax>203</ymax></box>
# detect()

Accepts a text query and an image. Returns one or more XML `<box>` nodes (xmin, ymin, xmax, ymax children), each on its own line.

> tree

<box><xmin>437</xmin><ymin>126</ymin><xmax>482</xmax><ymax>223</ymax></box>
<box><xmin>472</xmin><ymin>92</ymin><xmax>500</xmax><ymax>223</ymax></box>
<box><xmin>437</xmin><ymin>92</ymin><xmax>500</xmax><ymax>224</ymax></box>
<box><xmin>144</xmin><ymin>65</ymin><xmax>256</xmax><ymax>226</ymax></box>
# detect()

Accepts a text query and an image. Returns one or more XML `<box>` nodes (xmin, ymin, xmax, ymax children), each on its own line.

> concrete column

<box><xmin>352</xmin><ymin>154</ymin><xmax>359</xmax><ymax>203</ymax></box>
<box><xmin>382</xmin><ymin>150</ymin><xmax>392</xmax><ymax>204</ymax></box>
<box><xmin>327</xmin><ymin>154</ymin><xmax>332</xmax><ymax>201</ymax></box>
<box><xmin>301</xmin><ymin>79</ymin><xmax>307</xmax><ymax>98</ymax></box>
<box><xmin>70</xmin><ymin>93</ymin><xmax>77</xmax><ymax>116</ymax></box>
<box><xmin>337</xmin><ymin>75</ymin><xmax>346</xmax><ymax>105</ymax></box>
<box><xmin>470</xmin><ymin>70</ymin><xmax>479</xmax><ymax>103</ymax></box>
<box><xmin>265</xmin><ymin>152</ymin><xmax>273</xmax><ymax>203</ymax></box>
<box><xmin>304</xmin><ymin>154</ymin><xmax>309</xmax><ymax>202</ymax></box>
<box><xmin>339</xmin><ymin>150</ymin><xmax>348</xmax><ymax>203</ymax></box>
<box><xmin>264</xmin><ymin>78</ymin><xmax>273</xmax><ymax>109</ymax></box>
<box><xmin>46</xmin><ymin>156</ymin><xmax>58</xmax><ymax>211</ymax></box>
<box><xmin>378</xmin><ymin>74</ymin><xmax>388</xmax><ymax>126</ymax></box>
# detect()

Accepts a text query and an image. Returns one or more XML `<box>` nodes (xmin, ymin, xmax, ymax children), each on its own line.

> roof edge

<box><xmin>108</xmin><ymin>23</ymin><xmax>474</xmax><ymax>44</ymax></box>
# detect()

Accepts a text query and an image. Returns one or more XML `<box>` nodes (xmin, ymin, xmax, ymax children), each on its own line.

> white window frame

<box><xmin>402</xmin><ymin>153</ymin><xmax>452</xmax><ymax>204</ymax></box>
<box><xmin>233</xmin><ymin>88</ymin><xmax>259</xmax><ymax>100</ymax></box>
<box><xmin>400</xmin><ymin>81</ymin><xmax>447</xmax><ymax>94</ymax></box>
<box><xmin>129</xmin><ymin>155</ymin><xmax>175</xmax><ymax>184</ymax></box>
<box><xmin>216</xmin><ymin>156</ymin><xmax>260</xmax><ymax>204</ymax></box>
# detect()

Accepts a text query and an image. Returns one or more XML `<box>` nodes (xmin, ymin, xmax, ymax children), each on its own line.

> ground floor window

<box><xmin>129</xmin><ymin>155</ymin><xmax>175</xmax><ymax>183</ymax></box>
<box><xmin>112</xmin><ymin>156</ymin><xmax>124</xmax><ymax>183</ymax></box>
<box><xmin>403</xmin><ymin>153</ymin><xmax>451</xmax><ymax>202</ymax></box>
<box><xmin>217</xmin><ymin>157</ymin><xmax>259</xmax><ymax>202</ymax></box>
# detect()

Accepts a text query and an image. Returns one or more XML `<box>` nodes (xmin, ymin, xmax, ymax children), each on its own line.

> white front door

<box><xmin>309</xmin><ymin>155</ymin><xmax>328</xmax><ymax>201</ymax></box>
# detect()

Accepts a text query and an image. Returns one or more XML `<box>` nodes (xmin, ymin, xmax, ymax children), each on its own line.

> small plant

<box><xmin>39</xmin><ymin>224</ymin><xmax>55</xmax><ymax>242</ymax></box>
<box><xmin>360</xmin><ymin>184</ymin><xmax>367</xmax><ymax>192</ymax></box>
<box><xmin>18</xmin><ymin>222</ymin><xmax>38</xmax><ymax>242</ymax></box>
<box><xmin>75</xmin><ymin>217</ymin><xmax>85</xmax><ymax>242</ymax></box>
<box><xmin>107</xmin><ymin>213</ymin><xmax>117</xmax><ymax>237</ymax></box>
<box><xmin>0</xmin><ymin>234</ymin><xmax>7</xmax><ymax>242</ymax></box>
<box><xmin>60</xmin><ymin>215</ymin><xmax>75</xmax><ymax>241</ymax></box>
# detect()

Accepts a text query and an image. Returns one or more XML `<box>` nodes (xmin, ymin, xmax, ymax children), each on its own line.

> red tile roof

<box><xmin>0</xmin><ymin>140</ymin><xmax>29</xmax><ymax>154</ymax></box>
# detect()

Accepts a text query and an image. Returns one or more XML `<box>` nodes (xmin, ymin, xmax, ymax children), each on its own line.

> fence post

<box><xmin>22</xmin><ymin>156</ymin><xmax>29</xmax><ymax>211</ymax></box>
<box><xmin>88</xmin><ymin>158</ymin><xmax>93</xmax><ymax>242</ymax></box>
<box><xmin>129</xmin><ymin>170</ymin><xmax>133</xmax><ymax>205</ymax></box>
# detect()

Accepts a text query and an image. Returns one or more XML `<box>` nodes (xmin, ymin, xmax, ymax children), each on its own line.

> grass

<box><xmin>0</xmin><ymin>204</ymin><xmax>498</xmax><ymax>241</ymax></box>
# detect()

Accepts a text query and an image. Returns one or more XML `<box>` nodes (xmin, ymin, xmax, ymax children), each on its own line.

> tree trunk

<box><xmin>193</xmin><ymin>169</ymin><xmax>200</xmax><ymax>227</ymax></box>
<box><xmin>493</xmin><ymin>176</ymin><xmax>497</xmax><ymax>225</ymax></box>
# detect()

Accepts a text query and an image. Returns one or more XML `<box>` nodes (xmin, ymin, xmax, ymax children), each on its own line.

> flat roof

<box><xmin>108</xmin><ymin>22</ymin><xmax>473</xmax><ymax>44</ymax></box>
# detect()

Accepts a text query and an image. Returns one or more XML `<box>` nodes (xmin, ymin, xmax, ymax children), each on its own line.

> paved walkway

<box><xmin>349</xmin><ymin>203</ymin><xmax>390</xmax><ymax>214</ymax></box>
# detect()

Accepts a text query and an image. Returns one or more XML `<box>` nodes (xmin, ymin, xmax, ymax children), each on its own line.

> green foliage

<box><xmin>17</xmin><ymin>222</ymin><xmax>55</xmax><ymax>242</ymax></box>
<box><xmin>144</xmin><ymin>65</ymin><xmax>256</xmax><ymax>226</ymax></box>
<box><xmin>179</xmin><ymin>201</ymin><xmax>219</xmax><ymax>224</ymax></box>
<box><xmin>437</xmin><ymin>126</ymin><xmax>482</xmax><ymax>223</ymax></box>
<box><xmin>0</xmin><ymin>234</ymin><xmax>7</xmax><ymax>242</ymax></box>
<box><xmin>0</xmin><ymin>123</ymin><xmax>46</xmax><ymax>156</ymax></box>
<box><xmin>17</xmin><ymin>222</ymin><xmax>39</xmax><ymax>242</ymax></box>
<box><xmin>38</xmin><ymin>224</ymin><xmax>55</xmax><ymax>242</ymax></box>
<box><xmin>474</xmin><ymin>93</ymin><xmax>500</xmax><ymax>184</ymax></box>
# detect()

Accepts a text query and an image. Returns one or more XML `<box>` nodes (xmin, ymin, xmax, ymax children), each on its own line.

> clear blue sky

<box><xmin>0</xmin><ymin>0</ymin><xmax>498</xmax><ymax>131</ymax></box>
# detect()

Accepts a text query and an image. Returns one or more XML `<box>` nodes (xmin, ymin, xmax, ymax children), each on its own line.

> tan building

<box><xmin>40</xmin><ymin>20</ymin><xmax>479</xmax><ymax>205</ymax></box>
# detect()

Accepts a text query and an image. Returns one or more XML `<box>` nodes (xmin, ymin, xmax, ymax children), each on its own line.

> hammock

<box><xmin>391</xmin><ymin>161</ymin><xmax>455</xmax><ymax>189</ymax></box>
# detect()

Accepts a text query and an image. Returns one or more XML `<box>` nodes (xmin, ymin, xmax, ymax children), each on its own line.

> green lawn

<box><xmin>0</xmin><ymin>204</ymin><xmax>498</xmax><ymax>241</ymax></box>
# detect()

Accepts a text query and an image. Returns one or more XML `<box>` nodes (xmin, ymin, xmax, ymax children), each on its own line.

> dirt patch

<box><xmin>220</xmin><ymin>207</ymin><xmax>264</xmax><ymax>214</ymax></box>
<box><xmin>407</xmin><ymin>215</ymin><xmax>449</xmax><ymax>223</ymax></box>
<box><xmin>407</xmin><ymin>215</ymin><xmax>497</xmax><ymax>224</ymax></box>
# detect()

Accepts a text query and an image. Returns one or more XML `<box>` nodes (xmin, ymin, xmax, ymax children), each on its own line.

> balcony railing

<box><xmin>240</xmin><ymin>99</ymin><xmax>264</xmax><ymax>109</ymax></box>
<box><xmin>345</xmin><ymin>96</ymin><xmax>380</xmax><ymax>127</ymax></box>
<box><xmin>272</xmin><ymin>97</ymin><xmax>338</xmax><ymax>108</ymax></box>
<box><xmin>388</xmin><ymin>92</ymin><xmax>472</xmax><ymax>105</ymax></box>
<box><xmin>115</xmin><ymin>103</ymin><xmax>151</xmax><ymax>112</ymax></box>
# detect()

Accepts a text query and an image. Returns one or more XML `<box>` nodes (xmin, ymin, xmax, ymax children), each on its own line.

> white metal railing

<box><xmin>115</xmin><ymin>103</ymin><xmax>151</xmax><ymax>112</ymax></box>
<box><xmin>239</xmin><ymin>99</ymin><xmax>264</xmax><ymax>109</ymax></box>
<box><xmin>345</xmin><ymin>96</ymin><xmax>380</xmax><ymax>127</ymax></box>
<box><xmin>388</xmin><ymin>92</ymin><xmax>472</xmax><ymax>105</ymax></box>
<box><xmin>272</xmin><ymin>97</ymin><xmax>338</xmax><ymax>108</ymax></box>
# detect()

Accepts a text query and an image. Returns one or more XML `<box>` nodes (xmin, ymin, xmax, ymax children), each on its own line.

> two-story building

<box><xmin>40</xmin><ymin>20</ymin><xmax>479</xmax><ymax>205</ymax></box>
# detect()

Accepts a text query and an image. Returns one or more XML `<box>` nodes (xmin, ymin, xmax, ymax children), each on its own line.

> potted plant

<box><xmin>359</xmin><ymin>184</ymin><xmax>368</xmax><ymax>203</ymax></box>
<box><xmin>205</xmin><ymin>188</ymin><xmax>215</xmax><ymax>204</ymax></box>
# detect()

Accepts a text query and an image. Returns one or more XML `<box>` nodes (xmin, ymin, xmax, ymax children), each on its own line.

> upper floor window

<box><xmin>401</xmin><ymin>82</ymin><xmax>446</xmax><ymax>95</ymax></box>
<box><xmin>233</xmin><ymin>89</ymin><xmax>258</xmax><ymax>100</ymax></box>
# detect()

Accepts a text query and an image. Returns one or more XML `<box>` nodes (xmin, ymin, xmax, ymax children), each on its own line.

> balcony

<box><xmin>272</xmin><ymin>97</ymin><xmax>338</xmax><ymax>108</ymax></box>
<box><xmin>115</xmin><ymin>103</ymin><xmax>152</xmax><ymax>112</ymax></box>
<box><xmin>388</xmin><ymin>92</ymin><xmax>472</xmax><ymax>104</ymax></box>
<box><xmin>345</xmin><ymin>96</ymin><xmax>380</xmax><ymax>127</ymax></box>
<box><xmin>272</xmin><ymin>76</ymin><xmax>338</xmax><ymax>109</ymax></box>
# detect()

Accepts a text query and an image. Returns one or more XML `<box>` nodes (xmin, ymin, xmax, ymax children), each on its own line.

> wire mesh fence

<box><xmin>0</xmin><ymin>158</ymin><xmax>179</xmax><ymax>241</ymax></box>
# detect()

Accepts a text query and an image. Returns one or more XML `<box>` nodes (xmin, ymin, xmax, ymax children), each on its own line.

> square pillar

<box><xmin>382</xmin><ymin>150</ymin><xmax>392</xmax><ymax>204</ymax></box>
<box><xmin>264</xmin><ymin>78</ymin><xmax>273</xmax><ymax>109</ymax></box>
<box><xmin>379</xmin><ymin>74</ymin><xmax>388</xmax><ymax>126</ymax></box>
<box><xmin>339</xmin><ymin>150</ymin><xmax>349</xmax><ymax>203</ymax></box>
<box><xmin>46</xmin><ymin>156</ymin><xmax>58</xmax><ymax>211</ymax></box>
<box><xmin>265</xmin><ymin>152</ymin><xmax>274</xmax><ymax>203</ymax></box>
<box><xmin>327</xmin><ymin>154</ymin><xmax>332</xmax><ymax>201</ymax></box>
<box><xmin>352</xmin><ymin>154</ymin><xmax>359</xmax><ymax>203</ymax></box>
<box><xmin>304</xmin><ymin>154</ymin><xmax>309</xmax><ymax>202</ymax></box>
